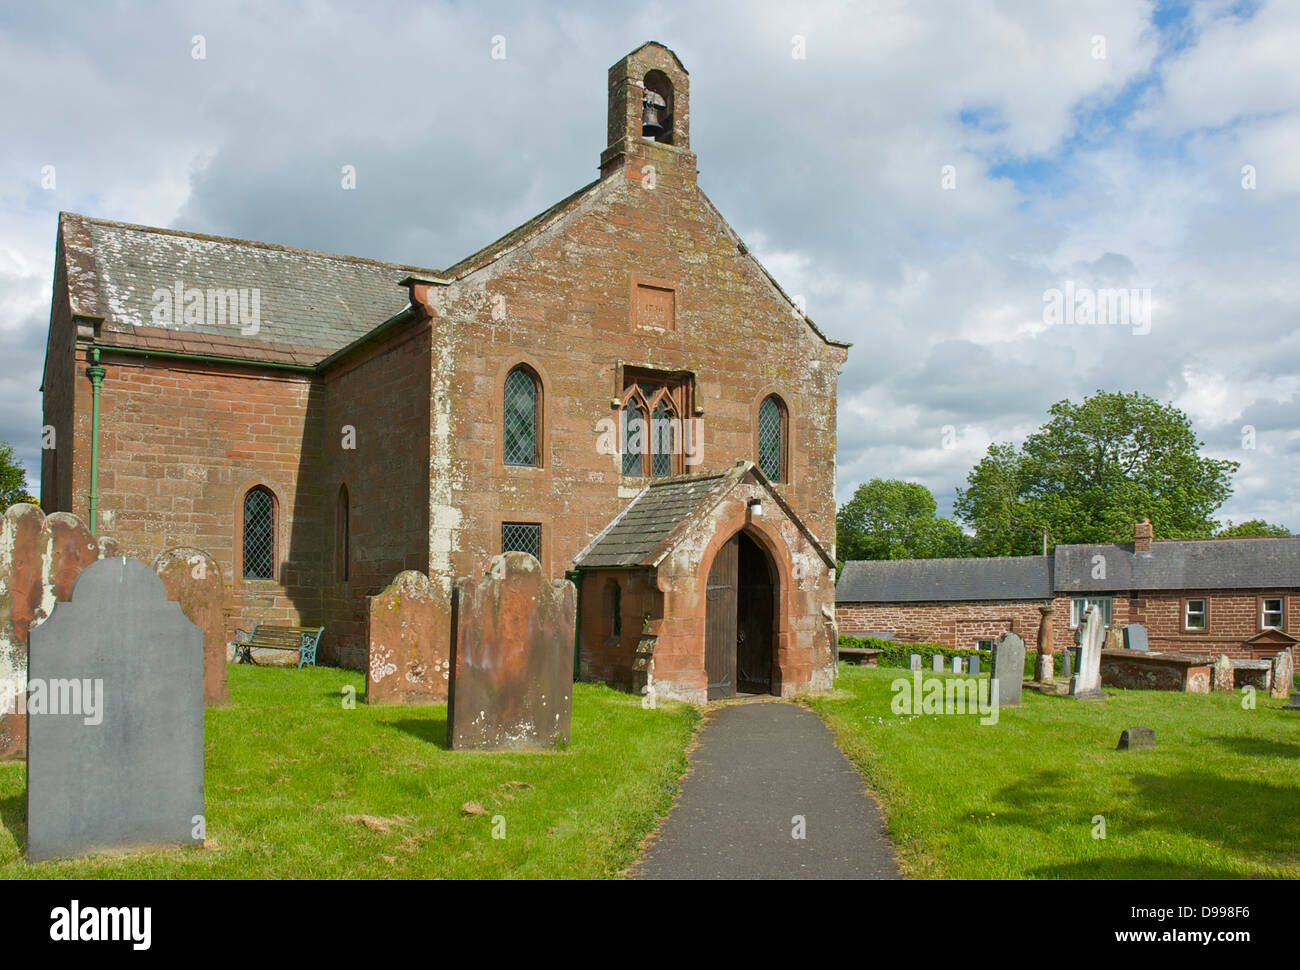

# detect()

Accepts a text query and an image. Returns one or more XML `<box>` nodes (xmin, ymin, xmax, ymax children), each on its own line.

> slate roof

<box><xmin>836</xmin><ymin>536</ymin><xmax>1300</xmax><ymax>603</ymax></box>
<box><xmin>836</xmin><ymin>556</ymin><xmax>1053</xmax><ymax>603</ymax></box>
<box><xmin>574</xmin><ymin>462</ymin><xmax>835</xmax><ymax>570</ymax></box>
<box><xmin>59</xmin><ymin>212</ymin><xmax>433</xmax><ymax>364</ymax></box>
<box><xmin>1053</xmin><ymin>537</ymin><xmax>1300</xmax><ymax>593</ymax></box>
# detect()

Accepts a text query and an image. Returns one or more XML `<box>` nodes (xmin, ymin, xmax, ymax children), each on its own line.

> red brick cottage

<box><xmin>837</xmin><ymin>523</ymin><xmax>1300</xmax><ymax>661</ymax></box>
<box><xmin>39</xmin><ymin>42</ymin><xmax>848</xmax><ymax>704</ymax></box>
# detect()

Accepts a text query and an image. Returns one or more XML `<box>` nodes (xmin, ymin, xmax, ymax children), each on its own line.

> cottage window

<box><xmin>242</xmin><ymin>486</ymin><xmax>275</xmax><ymax>580</ymax></box>
<box><xmin>1261</xmin><ymin>597</ymin><xmax>1284</xmax><ymax>630</ymax></box>
<box><xmin>501</xmin><ymin>522</ymin><xmax>541</xmax><ymax>560</ymax></box>
<box><xmin>1183</xmin><ymin>597</ymin><xmax>1207</xmax><ymax>631</ymax></box>
<box><xmin>757</xmin><ymin>394</ymin><xmax>787</xmax><ymax>482</ymax></box>
<box><xmin>503</xmin><ymin>366</ymin><xmax>540</xmax><ymax>467</ymax></box>
<box><xmin>1069</xmin><ymin>596</ymin><xmax>1111</xmax><ymax>628</ymax></box>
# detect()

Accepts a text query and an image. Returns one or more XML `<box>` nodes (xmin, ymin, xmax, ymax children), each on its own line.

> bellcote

<box><xmin>600</xmin><ymin>42</ymin><xmax>696</xmax><ymax>183</ymax></box>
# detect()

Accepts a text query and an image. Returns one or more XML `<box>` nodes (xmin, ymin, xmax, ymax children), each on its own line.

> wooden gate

<box><xmin>704</xmin><ymin>535</ymin><xmax>738</xmax><ymax>699</ymax></box>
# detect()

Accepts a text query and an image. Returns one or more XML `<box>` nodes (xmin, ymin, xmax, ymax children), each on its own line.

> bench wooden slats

<box><xmin>233</xmin><ymin>623</ymin><xmax>323</xmax><ymax>669</ymax></box>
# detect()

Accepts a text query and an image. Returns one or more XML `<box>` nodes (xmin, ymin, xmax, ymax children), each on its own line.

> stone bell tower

<box><xmin>600</xmin><ymin>42</ymin><xmax>697</xmax><ymax>185</ymax></box>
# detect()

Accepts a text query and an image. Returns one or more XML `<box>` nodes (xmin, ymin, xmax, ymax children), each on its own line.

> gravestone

<box><xmin>1103</xmin><ymin>625</ymin><xmax>1123</xmax><ymax>652</ymax></box>
<box><xmin>1270</xmin><ymin>649</ymin><xmax>1293</xmax><ymax>700</ymax></box>
<box><xmin>1116</xmin><ymin>726</ymin><xmax>1155</xmax><ymax>750</ymax></box>
<box><xmin>990</xmin><ymin>632</ymin><xmax>1026</xmax><ymax>707</ymax></box>
<box><xmin>932</xmin><ymin>655</ymin><xmax>944</xmax><ymax>673</ymax></box>
<box><xmin>1123</xmin><ymin>623</ymin><xmax>1148</xmax><ymax>652</ymax></box>
<box><xmin>1069</xmin><ymin>605</ymin><xmax>1106</xmax><ymax>699</ymax></box>
<box><xmin>969</xmin><ymin>656</ymin><xmax>980</xmax><ymax>676</ymax></box>
<box><xmin>447</xmin><ymin>553</ymin><xmax>575</xmax><ymax>750</ymax></box>
<box><xmin>366</xmin><ymin>571</ymin><xmax>452</xmax><ymax>705</ymax></box>
<box><xmin>27</xmin><ymin>557</ymin><xmax>204</xmax><ymax>862</ymax></box>
<box><xmin>909</xmin><ymin>654</ymin><xmax>921</xmax><ymax>671</ymax></box>
<box><xmin>952</xmin><ymin>657</ymin><xmax>963</xmax><ymax>674</ymax></box>
<box><xmin>1061</xmin><ymin>647</ymin><xmax>1075</xmax><ymax>681</ymax></box>
<box><xmin>153</xmin><ymin>547</ymin><xmax>229</xmax><ymax>707</ymax></box>
<box><xmin>1212</xmin><ymin>654</ymin><xmax>1235</xmax><ymax>693</ymax></box>
<box><xmin>1283</xmin><ymin>691</ymin><xmax>1300</xmax><ymax>711</ymax></box>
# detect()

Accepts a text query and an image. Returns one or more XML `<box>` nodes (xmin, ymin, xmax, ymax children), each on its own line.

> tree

<box><xmin>955</xmin><ymin>390</ymin><xmax>1239</xmax><ymax>552</ymax></box>
<box><xmin>1215</xmin><ymin>519</ymin><xmax>1291</xmax><ymax>537</ymax></box>
<box><xmin>0</xmin><ymin>440</ymin><xmax>30</xmax><ymax>512</ymax></box>
<box><xmin>837</xmin><ymin>478</ymin><xmax>970</xmax><ymax>562</ymax></box>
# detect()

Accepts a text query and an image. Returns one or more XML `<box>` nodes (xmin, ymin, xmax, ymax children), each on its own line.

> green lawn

<box><xmin>805</xmin><ymin>665</ymin><xmax>1300</xmax><ymax>879</ymax></box>
<box><xmin>0</xmin><ymin>665</ymin><xmax>699</xmax><ymax>878</ymax></box>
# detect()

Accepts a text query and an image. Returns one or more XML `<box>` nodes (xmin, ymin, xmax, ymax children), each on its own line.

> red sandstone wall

<box><xmin>837</xmin><ymin>599</ymin><xmax>1048</xmax><ymax>651</ymax></box>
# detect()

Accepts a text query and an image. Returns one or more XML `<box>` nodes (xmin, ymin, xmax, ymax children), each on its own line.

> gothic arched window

<box><xmin>503</xmin><ymin>365</ymin><xmax>541</xmax><ymax>467</ymax></box>
<box><xmin>243</xmin><ymin>486</ymin><xmax>276</xmax><ymax>580</ymax></box>
<box><xmin>758</xmin><ymin>395</ymin><xmax>787</xmax><ymax>482</ymax></box>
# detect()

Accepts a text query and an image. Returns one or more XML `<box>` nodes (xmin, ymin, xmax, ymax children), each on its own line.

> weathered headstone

<box><xmin>969</xmin><ymin>656</ymin><xmax>980</xmax><ymax>676</ymax></box>
<box><xmin>1283</xmin><ymin>691</ymin><xmax>1300</xmax><ymax>711</ymax></box>
<box><xmin>1117</xmin><ymin>726</ymin><xmax>1155</xmax><ymax>750</ymax></box>
<box><xmin>447</xmin><ymin>553</ymin><xmax>576</xmax><ymax>750</ymax></box>
<box><xmin>27</xmin><ymin>557</ymin><xmax>204</xmax><ymax>862</ymax></box>
<box><xmin>1103</xmin><ymin>625</ymin><xmax>1123</xmax><ymax>652</ymax></box>
<box><xmin>1270</xmin><ymin>648</ymin><xmax>1294</xmax><ymax>700</ymax></box>
<box><xmin>1212</xmin><ymin>654</ymin><xmax>1235</xmax><ymax>693</ymax></box>
<box><xmin>909</xmin><ymin>653</ymin><xmax>922</xmax><ymax>671</ymax></box>
<box><xmin>1035</xmin><ymin>604</ymin><xmax>1055</xmax><ymax>683</ymax></box>
<box><xmin>1069</xmin><ymin>605</ymin><xmax>1106</xmax><ymax>699</ymax></box>
<box><xmin>153</xmin><ymin>547</ymin><xmax>229</xmax><ymax>707</ymax></box>
<box><xmin>932</xmin><ymin>655</ymin><xmax>944</xmax><ymax>673</ymax></box>
<box><xmin>990</xmin><ymin>632</ymin><xmax>1026</xmax><ymax>707</ymax></box>
<box><xmin>1123</xmin><ymin>623</ymin><xmax>1148</xmax><ymax>652</ymax></box>
<box><xmin>952</xmin><ymin>656</ymin><xmax>963</xmax><ymax>674</ymax></box>
<box><xmin>1061</xmin><ymin>647</ymin><xmax>1075</xmax><ymax>681</ymax></box>
<box><xmin>366</xmin><ymin>571</ymin><xmax>452</xmax><ymax>704</ymax></box>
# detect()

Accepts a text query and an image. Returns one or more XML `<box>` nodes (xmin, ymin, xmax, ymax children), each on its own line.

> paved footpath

<box><xmin>634</xmin><ymin>701</ymin><xmax>902</xmax><ymax>879</ymax></box>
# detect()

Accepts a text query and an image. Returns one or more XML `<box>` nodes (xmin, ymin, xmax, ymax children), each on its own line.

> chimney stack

<box><xmin>1134</xmin><ymin>518</ymin><xmax>1153</xmax><ymax>552</ymax></box>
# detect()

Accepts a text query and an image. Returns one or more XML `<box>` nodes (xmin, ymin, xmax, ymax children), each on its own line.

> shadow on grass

<box><xmin>979</xmin><ymin>768</ymin><xmax>1300</xmax><ymax>866</ymax></box>
<box><xmin>379</xmin><ymin>717</ymin><xmax>450</xmax><ymax>750</ymax></box>
<box><xmin>0</xmin><ymin>792</ymin><xmax>25</xmax><ymax>849</ymax></box>
<box><xmin>1204</xmin><ymin>735</ymin><xmax>1300</xmax><ymax>760</ymax></box>
<box><xmin>1027</xmin><ymin>857</ymin><xmax>1247</xmax><ymax>879</ymax></box>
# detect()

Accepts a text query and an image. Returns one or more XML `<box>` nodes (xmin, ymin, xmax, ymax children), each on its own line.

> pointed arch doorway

<box><xmin>705</xmin><ymin>530</ymin><xmax>777</xmax><ymax>699</ymax></box>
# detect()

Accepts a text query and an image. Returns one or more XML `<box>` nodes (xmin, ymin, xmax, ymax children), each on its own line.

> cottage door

<box><xmin>736</xmin><ymin>531</ymin><xmax>774</xmax><ymax>694</ymax></box>
<box><xmin>705</xmin><ymin>535</ymin><xmax>739</xmax><ymax>699</ymax></box>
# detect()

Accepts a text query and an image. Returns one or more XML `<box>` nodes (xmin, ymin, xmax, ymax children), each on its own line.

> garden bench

<box><xmin>233</xmin><ymin>623</ymin><xmax>323</xmax><ymax>669</ymax></box>
<box><xmin>838</xmin><ymin>646</ymin><xmax>883</xmax><ymax>667</ymax></box>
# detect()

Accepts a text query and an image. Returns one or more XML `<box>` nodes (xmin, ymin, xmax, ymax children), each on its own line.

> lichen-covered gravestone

<box><xmin>27</xmin><ymin>557</ymin><xmax>204</xmax><ymax>862</ymax></box>
<box><xmin>1271</xmin><ymin>649</ymin><xmax>1294</xmax><ymax>700</ymax></box>
<box><xmin>1069</xmin><ymin>606</ymin><xmax>1106</xmax><ymax>699</ymax></box>
<box><xmin>447</xmin><ymin>553</ymin><xmax>576</xmax><ymax>750</ymax></box>
<box><xmin>153</xmin><ymin>547</ymin><xmax>229</xmax><ymax>707</ymax></box>
<box><xmin>367</xmin><ymin>571</ymin><xmax>452</xmax><ymax>704</ymax></box>
<box><xmin>990</xmin><ymin>632</ymin><xmax>1025</xmax><ymax>707</ymax></box>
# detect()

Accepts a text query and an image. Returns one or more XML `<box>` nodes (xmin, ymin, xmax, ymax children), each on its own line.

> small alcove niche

<box><xmin>642</xmin><ymin>70</ymin><xmax>674</xmax><ymax>144</ymax></box>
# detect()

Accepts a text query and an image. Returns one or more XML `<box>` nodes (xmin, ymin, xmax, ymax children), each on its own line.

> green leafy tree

<box><xmin>837</xmin><ymin>478</ymin><xmax>970</xmax><ymax>562</ymax></box>
<box><xmin>955</xmin><ymin>390</ymin><xmax>1239</xmax><ymax>552</ymax></box>
<box><xmin>0</xmin><ymin>440</ymin><xmax>31</xmax><ymax>512</ymax></box>
<box><xmin>1215</xmin><ymin>519</ymin><xmax>1290</xmax><ymax>537</ymax></box>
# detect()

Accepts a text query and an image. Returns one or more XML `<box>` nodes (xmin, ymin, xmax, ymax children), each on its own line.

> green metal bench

<box><xmin>233</xmin><ymin>623</ymin><xmax>323</xmax><ymax>669</ymax></box>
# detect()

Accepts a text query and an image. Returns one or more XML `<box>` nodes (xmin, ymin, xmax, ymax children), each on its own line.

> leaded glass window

<box><xmin>503</xmin><ymin>367</ymin><xmax>539</xmax><ymax>466</ymax></box>
<box><xmin>651</xmin><ymin>399</ymin><xmax>674</xmax><ymax>478</ymax></box>
<box><xmin>758</xmin><ymin>395</ymin><xmax>785</xmax><ymax>481</ymax></box>
<box><xmin>620</xmin><ymin>369</ymin><xmax>689</xmax><ymax>478</ymax></box>
<box><xmin>243</xmin><ymin>487</ymin><xmax>275</xmax><ymax>580</ymax></box>
<box><xmin>502</xmin><ymin>522</ymin><xmax>541</xmax><ymax>559</ymax></box>
<box><xmin>622</xmin><ymin>404</ymin><xmax>644</xmax><ymax>476</ymax></box>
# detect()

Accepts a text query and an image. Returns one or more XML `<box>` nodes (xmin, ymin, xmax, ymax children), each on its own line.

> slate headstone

<box><xmin>933</xmin><ymin>655</ymin><xmax>944</xmax><ymax>673</ymax></box>
<box><xmin>1283</xmin><ymin>691</ymin><xmax>1300</xmax><ymax>711</ymax></box>
<box><xmin>909</xmin><ymin>654</ymin><xmax>922</xmax><ymax>671</ymax></box>
<box><xmin>990</xmin><ymin>632</ymin><xmax>1026</xmax><ymax>707</ymax></box>
<box><xmin>1123</xmin><ymin>623</ymin><xmax>1148</xmax><ymax>652</ymax></box>
<box><xmin>1069</xmin><ymin>605</ymin><xmax>1106</xmax><ymax>699</ymax></box>
<box><xmin>1117</xmin><ymin>726</ymin><xmax>1155</xmax><ymax>750</ymax></box>
<box><xmin>27</xmin><ymin>557</ymin><xmax>204</xmax><ymax>862</ymax></box>
<box><xmin>1061</xmin><ymin>647</ymin><xmax>1075</xmax><ymax>681</ymax></box>
<box><xmin>969</xmin><ymin>656</ymin><xmax>980</xmax><ymax>676</ymax></box>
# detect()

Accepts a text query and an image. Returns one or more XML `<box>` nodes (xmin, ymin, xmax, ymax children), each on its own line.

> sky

<box><xmin>1</xmin><ymin>0</ymin><xmax>1296</xmax><ymax>529</ymax></box>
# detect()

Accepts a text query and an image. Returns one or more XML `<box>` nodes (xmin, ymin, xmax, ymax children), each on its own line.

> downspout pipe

<box><xmin>85</xmin><ymin>347</ymin><xmax>105</xmax><ymax>535</ymax></box>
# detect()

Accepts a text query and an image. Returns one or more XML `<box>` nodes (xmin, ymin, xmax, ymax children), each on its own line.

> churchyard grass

<box><xmin>807</xmin><ymin>664</ymin><xmax>1300</xmax><ymax>879</ymax></box>
<box><xmin>0</xmin><ymin>665</ymin><xmax>699</xmax><ymax>878</ymax></box>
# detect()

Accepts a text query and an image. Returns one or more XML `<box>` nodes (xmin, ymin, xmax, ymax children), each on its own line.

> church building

<box><xmin>40</xmin><ymin>42</ymin><xmax>849</xmax><ymax>704</ymax></box>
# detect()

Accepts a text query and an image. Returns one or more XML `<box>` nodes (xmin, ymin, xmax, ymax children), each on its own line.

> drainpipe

<box><xmin>85</xmin><ymin>347</ymin><xmax>105</xmax><ymax>536</ymax></box>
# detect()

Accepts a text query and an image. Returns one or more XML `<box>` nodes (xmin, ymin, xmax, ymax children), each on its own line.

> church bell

<box><xmin>641</xmin><ymin>89</ymin><xmax>668</xmax><ymax>138</ymax></box>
